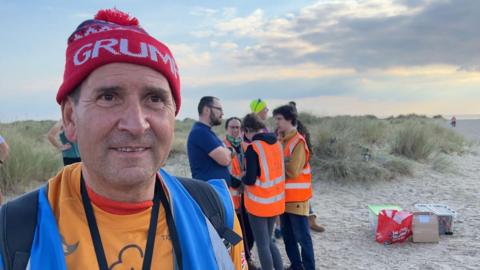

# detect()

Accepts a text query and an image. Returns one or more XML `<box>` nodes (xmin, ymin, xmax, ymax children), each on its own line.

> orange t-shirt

<box><xmin>47</xmin><ymin>164</ymin><xmax>246</xmax><ymax>270</ymax></box>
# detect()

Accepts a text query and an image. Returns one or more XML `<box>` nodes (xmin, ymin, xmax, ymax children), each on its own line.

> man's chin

<box><xmin>111</xmin><ymin>166</ymin><xmax>156</xmax><ymax>184</ymax></box>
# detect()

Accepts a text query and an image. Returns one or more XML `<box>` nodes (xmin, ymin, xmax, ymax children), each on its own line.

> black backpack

<box><xmin>0</xmin><ymin>177</ymin><xmax>241</xmax><ymax>270</ymax></box>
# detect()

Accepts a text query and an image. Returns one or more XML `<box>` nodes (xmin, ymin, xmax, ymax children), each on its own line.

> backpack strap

<box><xmin>0</xmin><ymin>177</ymin><xmax>242</xmax><ymax>270</ymax></box>
<box><xmin>176</xmin><ymin>177</ymin><xmax>242</xmax><ymax>247</ymax></box>
<box><xmin>0</xmin><ymin>189</ymin><xmax>39</xmax><ymax>270</ymax></box>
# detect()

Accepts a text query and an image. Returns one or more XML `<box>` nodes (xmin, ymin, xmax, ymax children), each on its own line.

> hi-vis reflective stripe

<box><xmin>255</xmin><ymin>175</ymin><xmax>284</xmax><ymax>188</ymax></box>
<box><xmin>230</xmin><ymin>190</ymin><xmax>240</xmax><ymax>196</ymax></box>
<box><xmin>289</xmin><ymin>137</ymin><xmax>300</xmax><ymax>154</ymax></box>
<box><xmin>285</xmin><ymin>183</ymin><xmax>311</xmax><ymax>189</ymax></box>
<box><xmin>302</xmin><ymin>167</ymin><xmax>311</xmax><ymax>174</ymax></box>
<box><xmin>253</xmin><ymin>141</ymin><xmax>270</xmax><ymax>181</ymax></box>
<box><xmin>252</xmin><ymin>141</ymin><xmax>285</xmax><ymax>188</ymax></box>
<box><xmin>245</xmin><ymin>190</ymin><xmax>285</xmax><ymax>204</ymax></box>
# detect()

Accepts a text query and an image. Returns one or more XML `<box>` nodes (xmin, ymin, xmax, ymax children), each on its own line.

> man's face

<box><xmin>274</xmin><ymin>114</ymin><xmax>290</xmax><ymax>133</ymax></box>
<box><xmin>62</xmin><ymin>63</ymin><xmax>176</xmax><ymax>188</ymax></box>
<box><xmin>208</xmin><ymin>99</ymin><xmax>223</xmax><ymax>126</ymax></box>
<box><xmin>257</xmin><ymin>107</ymin><xmax>269</xmax><ymax>121</ymax></box>
<box><xmin>226</xmin><ymin>119</ymin><xmax>241</xmax><ymax>138</ymax></box>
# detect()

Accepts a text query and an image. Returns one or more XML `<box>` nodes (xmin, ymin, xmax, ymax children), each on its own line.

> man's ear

<box><xmin>203</xmin><ymin>106</ymin><xmax>211</xmax><ymax>116</ymax></box>
<box><xmin>61</xmin><ymin>98</ymin><xmax>77</xmax><ymax>142</ymax></box>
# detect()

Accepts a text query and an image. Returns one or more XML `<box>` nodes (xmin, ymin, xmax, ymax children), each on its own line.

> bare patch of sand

<box><xmin>165</xmin><ymin>119</ymin><xmax>480</xmax><ymax>269</ymax></box>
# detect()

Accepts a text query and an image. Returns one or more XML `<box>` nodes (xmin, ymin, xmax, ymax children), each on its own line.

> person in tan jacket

<box><xmin>288</xmin><ymin>101</ymin><xmax>325</xmax><ymax>233</ymax></box>
<box><xmin>274</xmin><ymin>105</ymin><xmax>315</xmax><ymax>270</ymax></box>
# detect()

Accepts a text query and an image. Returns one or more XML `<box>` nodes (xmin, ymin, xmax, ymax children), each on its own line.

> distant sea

<box><xmin>444</xmin><ymin>114</ymin><xmax>480</xmax><ymax>120</ymax></box>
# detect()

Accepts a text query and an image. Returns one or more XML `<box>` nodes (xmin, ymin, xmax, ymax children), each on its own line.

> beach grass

<box><xmin>0</xmin><ymin>113</ymin><xmax>468</xmax><ymax>193</ymax></box>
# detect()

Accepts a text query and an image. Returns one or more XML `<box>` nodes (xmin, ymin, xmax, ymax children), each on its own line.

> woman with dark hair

<box><xmin>242</xmin><ymin>113</ymin><xmax>285</xmax><ymax>270</ymax></box>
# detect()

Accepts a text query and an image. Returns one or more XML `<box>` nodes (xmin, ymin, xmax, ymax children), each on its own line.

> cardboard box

<box><xmin>415</xmin><ymin>204</ymin><xmax>456</xmax><ymax>235</ymax></box>
<box><xmin>412</xmin><ymin>212</ymin><xmax>439</xmax><ymax>243</ymax></box>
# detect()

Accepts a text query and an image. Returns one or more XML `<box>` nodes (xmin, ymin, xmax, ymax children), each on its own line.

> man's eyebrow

<box><xmin>144</xmin><ymin>86</ymin><xmax>170</xmax><ymax>96</ymax></box>
<box><xmin>93</xmin><ymin>86</ymin><xmax>124</xmax><ymax>95</ymax></box>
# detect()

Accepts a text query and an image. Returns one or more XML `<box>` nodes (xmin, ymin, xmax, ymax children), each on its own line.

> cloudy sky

<box><xmin>1</xmin><ymin>0</ymin><xmax>479</xmax><ymax>122</ymax></box>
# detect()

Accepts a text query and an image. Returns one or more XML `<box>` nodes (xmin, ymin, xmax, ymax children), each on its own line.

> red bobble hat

<box><xmin>57</xmin><ymin>8</ymin><xmax>181</xmax><ymax>115</ymax></box>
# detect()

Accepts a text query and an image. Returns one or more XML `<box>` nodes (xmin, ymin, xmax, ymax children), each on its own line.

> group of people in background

<box><xmin>187</xmin><ymin>96</ymin><xmax>321</xmax><ymax>270</ymax></box>
<box><xmin>2</xmin><ymin>95</ymin><xmax>320</xmax><ymax>270</ymax></box>
<box><xmin>3</xmin><ymin>95</ymin><xmax>319</xmax><ymax>270</ymax></box>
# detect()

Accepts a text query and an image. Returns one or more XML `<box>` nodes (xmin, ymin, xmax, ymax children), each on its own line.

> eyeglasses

<box><xmin>209</xmin><ymin>106</ymin><xmax>223</xmax><ymax>113</ymax></box>
<box><xmin>228</xmin><ymin>126</ymin><xmax>241</xmax><ymax>129</ymax></box>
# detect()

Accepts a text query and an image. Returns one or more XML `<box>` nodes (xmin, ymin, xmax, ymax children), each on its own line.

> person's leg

<box><xmin>280</xmin><ymin>213</ymin><xmax>303</xmax><ymax>269</ymax></box>
<box><xmin>267</xmin><ymin>216</ymin><xmax>284</xmax><ymax>270</ymax></box>
<box><xmin>248</xmin><ymin>213</ymin><xmax>275</xmax><ymax>270</ymax></box>
<box><xmin>236</xmin><ymin>211</ymin><xmax>251</xmax><ymax>260</ymax></box>
<box><xmin>274</xmin><ymin>216</ymin><xmax>282</xmax><ymax>239</ymax></box>
<box><xmin>242</xmin><ymin>202</ymin><xmax>255</xmax><ymax>253</ymax></box>
<box><xmin>289</xmin><ymin>214</ymin><xmax>316</xmax><ymax>270</ymax></box>
<box><xmin>308</xmin><ymin>203</ymin><xmax>325</xmax><ymax>232</ymax></box>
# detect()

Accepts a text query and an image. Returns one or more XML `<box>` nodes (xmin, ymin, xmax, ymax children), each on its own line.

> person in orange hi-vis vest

<box><xmin>224</xmin><ymin>117</ymin><xmax>244</xmax><ymax>210</ymax></box>
<box><xmin>288</xmin><ymin>101</ymin><xmax>325</xmax><ymax>233</ymax></box>
<box><xmin>273</xmin><ymin>105</ymin><xmax>315</xmax><ymax>270</ymax></box>
<box><xmin>224</xmin><ymin>116</ymin><xmax>259</xmax><ymax>269</ymax></box>
<box><xmin>241</xmin><ymin>113</ymin><xmax>285</xmax><ymax>270</ymax></box>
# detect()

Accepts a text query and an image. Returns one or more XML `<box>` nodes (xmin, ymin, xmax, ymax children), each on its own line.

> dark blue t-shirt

<box><xmin>187</xmin><ymin>122</ymin><xmax>231</xmax><ymax>185</ymax></box>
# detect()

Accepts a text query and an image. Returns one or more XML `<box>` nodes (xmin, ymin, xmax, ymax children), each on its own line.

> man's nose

<box><xmin>117</xmin><ymin>100</ymin><xmax>150</xmax><ymax>136</ymax></box>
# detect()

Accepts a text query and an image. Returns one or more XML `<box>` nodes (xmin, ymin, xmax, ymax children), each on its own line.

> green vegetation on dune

<box><xmin>0</xmin><ymin>114</ymin><xmax>467</xmax><ymax>194</ymax></box>
<box><xmin>307</xmin><ymin>114</ymin><xmax>466</xmax><ymax>182</ymax></box>
<box><xmin>0</xmin><ymin>121</ymin><xmax>62</xmax><ymax>193</ymax></box>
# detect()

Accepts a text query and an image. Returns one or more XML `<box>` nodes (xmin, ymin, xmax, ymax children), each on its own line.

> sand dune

<box><xmin>165</xmin><ymin>119</ymin><xmax>480</xmax><ymax>269</ymax></box>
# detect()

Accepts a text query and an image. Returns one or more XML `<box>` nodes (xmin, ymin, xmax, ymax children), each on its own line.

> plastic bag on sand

<box><xmin>375</xmin><ymin>209</ymin><xmax>413</xmax><ymax>244</ymax></box>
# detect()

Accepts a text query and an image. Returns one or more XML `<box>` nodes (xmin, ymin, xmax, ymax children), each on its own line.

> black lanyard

<box><xmin>80</xmin><ymin>174</ymin><xmax>183</xmax><ymax>270</ymax></box>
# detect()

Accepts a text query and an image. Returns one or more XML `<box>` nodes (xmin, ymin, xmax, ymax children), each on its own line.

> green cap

<box><xmin>250</xmin><ymin>98</ymin><xmax>267</xmax><ymax>113</ymax></box>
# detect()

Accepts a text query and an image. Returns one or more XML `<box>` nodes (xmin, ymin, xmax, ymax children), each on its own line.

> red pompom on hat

<box><xmin>94</xmin><ymin>8</ymin><xmax>139</xmax><ymax>26</ymax></box>
<box><xmin>57</xmin><ymin>8</ymin><xmax>181</xmax><ymax>115</ymax></box>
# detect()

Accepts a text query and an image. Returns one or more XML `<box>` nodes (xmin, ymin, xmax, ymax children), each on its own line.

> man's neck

<box><xmin>281</xmin><ymin>127</ymin><xmax>297</xmax><ymax>139</ymax></box>
<box><xmin>81</xmin><ymin>167</ymin><xmax>156</xmax><ymax>203</ymax></box>
<box><xmin>199</xmin><ymin>117</ymin><xmax>211</xmax><ymax>127</ymax></box>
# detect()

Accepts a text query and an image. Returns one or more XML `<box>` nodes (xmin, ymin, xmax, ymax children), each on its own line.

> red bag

<box><xmin>375</xmin><ymin>209</ymin><xmax>413</xmax><ymax>244</ymax></box>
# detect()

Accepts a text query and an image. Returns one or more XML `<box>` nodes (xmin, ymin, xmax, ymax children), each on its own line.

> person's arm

<box><xmin>0</xmin><ymin>142</ymin><xmax>9</xmax><ymax>164</ymax></box>
<box><xmin>230</xmin><ymin>175</ymin><xmax>242</xmax><ymax>188</ymax></box>
<box><xmin>47</xmin><ymin>121</ymin><xmax>70</xmax><ymax>151</ymax></box>
<box><xmin>208</xmin><ymin>146</ymin><xmax>232</xmax><ymax>167</ymax></box>
<box><xmin>241</xmin><ymin>146</ymin><xmax>259</xmax><ymax>185</ymax></box>
<box><xmin>285</xmin><ymin>142</ymin><xmax>307</xmax><ymax>179</ymax></box>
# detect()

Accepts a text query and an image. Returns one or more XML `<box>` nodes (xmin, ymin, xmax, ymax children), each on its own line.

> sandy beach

<box><xmin>164</xmin><ymin>119</ymin><xmax>480</xmax><ymax>269</ymax></box>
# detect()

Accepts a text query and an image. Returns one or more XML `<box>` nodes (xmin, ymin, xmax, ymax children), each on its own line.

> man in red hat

<box><xmin>0</xmin><ymin>9</ymin><xmax>245</xmax><ymax>270</ymax></box>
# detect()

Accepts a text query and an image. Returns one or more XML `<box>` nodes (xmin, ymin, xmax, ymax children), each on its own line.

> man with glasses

<box><xmin>187</xmin><ymin>96</ymin><xmax>233</xmax><ymax>186</ymax></box>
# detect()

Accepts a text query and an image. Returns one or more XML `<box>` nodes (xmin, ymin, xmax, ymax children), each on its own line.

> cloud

<box><xmin>199</xmin><ymin>0</ymin><xmax>480</xmax><ymax>71</ymax></box>
<box><xmin>169</xmin><ymin>43</ymin><xmax>212</xmax><ymax>69</ymax></box>
<box><xmin>184</xmin><ymin>76</ymin><xmax>357</xmax><ymax>101</ymax></box>
<box><xmin>190</xmin><ymin>7</ymin><xmax>219</xmax><ymax>17</ymax></box>
<box><xmin>216</xmin><ymin>9</ymin><xmax>265</xmax><ymax>36</ymax></box>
